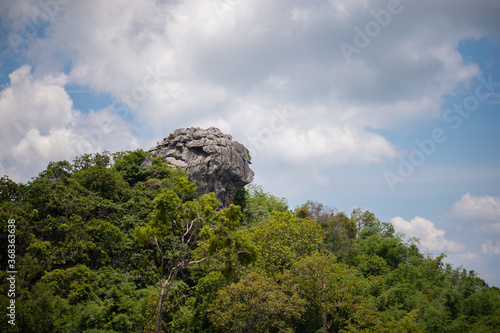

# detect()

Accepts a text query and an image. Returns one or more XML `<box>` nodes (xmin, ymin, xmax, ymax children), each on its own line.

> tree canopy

<box><xmin>1</xmin><ymin>150</ymin><xmax>499</xmax><ymax>332</ymax></box>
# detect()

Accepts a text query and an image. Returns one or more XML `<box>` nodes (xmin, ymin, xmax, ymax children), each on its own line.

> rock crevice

<box><xmin>142</xmin><ymin>127</ymin><xmax>253</xmax><ymax>207</ymax></box>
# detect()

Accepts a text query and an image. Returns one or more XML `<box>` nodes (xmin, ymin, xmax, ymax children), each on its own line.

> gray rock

<box><xmin>144</xmin><ymin>127</ymin><xmax>253</xmax><ymax>207</ymax></box>
<box><xmin>165</xmin><ymin>157</ymin><xmax>188</xmax><ymax>168</ymax></box>
<box><xmin>140</xmin><ymin>155</ymin><xmax>153</xmax><ymax>169</ymax></box>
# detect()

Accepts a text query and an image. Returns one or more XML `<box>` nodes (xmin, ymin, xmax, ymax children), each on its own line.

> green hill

<box><xmin>1</xmin><ymin>150</ymin><xmax>499</xmax><ymax>332</ymax></box>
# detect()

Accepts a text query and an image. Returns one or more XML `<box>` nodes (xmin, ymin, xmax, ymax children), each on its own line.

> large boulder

<box><xmin>142</xmin><ymin>127</ymin><xmax>253</xmax><ymax>207</ymax></box>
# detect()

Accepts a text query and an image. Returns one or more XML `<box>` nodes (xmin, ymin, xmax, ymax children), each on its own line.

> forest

<box><xmin>1</xmin><ymin>149</ymin><xmax>499</xmax><ymax>333</ymax></box>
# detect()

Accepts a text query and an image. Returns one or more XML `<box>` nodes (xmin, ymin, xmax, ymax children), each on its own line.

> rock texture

<box><xmin>142</xmin><ymin>127</ymin><xmax>253</xmax><ymax>207</ymax></box>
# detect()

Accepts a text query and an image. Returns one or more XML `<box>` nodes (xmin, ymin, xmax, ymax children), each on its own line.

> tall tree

<box><xmin>240</xmin><ymin>184</ymin><xmax>289</xmax><ymax>225</ymax></box>
<box><xmin>250</xmin><ymin>211</ymin><xmax>324</xmax><ymax>277</ymax></box>
<box><xmin>285</xmin><ymin>252</ymin><xmax>374</xmax><ymax>333</ymax></box>
<box><xmin>135</xmin><ymin>184</ymin><xmax>255</xmax><ymax>333</ymax></box>
<box><xmin>209</xmin><ymin>270</ymin><xmax>305</xmax><ymax>332</ymax></box>
<box><xmin>297</xmin><ymin>201</ymin><xmax>358</xmax><ymax>256</ymax></box>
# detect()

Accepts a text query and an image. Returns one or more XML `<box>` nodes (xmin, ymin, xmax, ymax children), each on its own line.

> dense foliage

<box><xmin>1</xmin><ymin>150</ymin><xmax>499</xmax><ymax>332</ymax></box>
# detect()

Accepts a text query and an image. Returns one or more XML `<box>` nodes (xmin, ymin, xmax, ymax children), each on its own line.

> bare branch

<box><xmin>188</xmin><ymin>254</ymin><xmax>220</xmax><ymax>266</ymax></box>
<box><xmin>185</xmin><ymin>215</ymin><xmax>201</xmax><ymax>245</ymax></box>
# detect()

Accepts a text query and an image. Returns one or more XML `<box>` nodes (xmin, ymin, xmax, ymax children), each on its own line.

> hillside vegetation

<box><xmin>1</xmin><ymin>150</ymin><xmax>499</xmax><ymax>332</ymax></box>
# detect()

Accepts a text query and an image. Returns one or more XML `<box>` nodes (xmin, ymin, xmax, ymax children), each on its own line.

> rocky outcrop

<box><xmin>142</xmin><ymin>127</ymin><xmax>253</xmax><ymax>207</ymax></box>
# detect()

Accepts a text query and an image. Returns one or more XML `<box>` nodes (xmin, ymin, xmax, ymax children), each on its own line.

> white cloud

<box><xmin>391</xmin><ymin>216</ymin><xmax>466</xmax><ymax>253</ymax></box>
<box><xmin>482</xmin><ymin>241</ymin><xmax>500</xmax><ymax>255</ymax></box>
<box><xmin>2</xmin><ymin>0</ymin><xmax>500</xmax><ymax>179</ymax></box>
<box><xmin>0</xmin><ymin>1</ymin><xmax>43</xmax><ymax>33</ymax></box>
<box><xmin>456</xmin><ymin>252</ymin><xmax>479</xmax><ymax>261</ymax></box>
<box><xmin>0</xmin><ymin>65</ymin><xmax>139</xmax><ymax>182</ymax></box>
<box><xmin>450</xmin><ymin>193</ymin><xmax>500</xmax><ymax>222</ymax></box>
<box><xmin>270</xmin><ymin>124</ymin><xmax>397</xmax><ymax>164</ymax></box>
<box><xmin>3</xmin><ymin>1</ymin><xmax>496</xmax><ymax>157</ymax></box>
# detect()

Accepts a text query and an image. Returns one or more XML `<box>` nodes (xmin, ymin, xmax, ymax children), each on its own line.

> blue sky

<box><xmin>1</xmin><ymin>0</ymin><xmax>500</xmax><ymax>286</ymax></box>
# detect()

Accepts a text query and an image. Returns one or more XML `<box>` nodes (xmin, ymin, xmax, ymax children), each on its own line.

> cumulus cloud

<box><xmin>391</xmin><ymin>216</ymin><xmax>466</xmax><ymax>253</ymax></box>
<box><xmin>0</xmin><ymin>65</ymin><xmax>139</xmax><ymax>182</ymax></box>
<box><xmin>482</xmin><ymin>241</ymin><xmax>500</xmax><ymax>255</ymax></box>
<box><xmin>456</xmin><ymin>252</ymin><xmax>479</xmax><ymax>261</ymax></box>
<box><xmin>269</xmin><ymin>124</ymin><xmax>397</xmax><ymax>164</ymax></box>
<box><xmin>450</xmin><ymin>193</ymin><xmax>500</xmax><ymax>222</ymax></box>
<box><xmin>2</xmin><ymin>0</ymin><xmax>497</xmax><ymax>170</ymax></box>
<box><xmin>199</xmin><ymin>102</ymin><xmax>398</xmax><ymax>164</ymax></box>
<box><xmin>1</xmin><ymin>0</ymin><xmax>500</xmax><ymax>181</ymax></box>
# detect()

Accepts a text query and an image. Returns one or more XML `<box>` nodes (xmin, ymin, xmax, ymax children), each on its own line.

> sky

<box><xmin>1</xmin><ymin>0</ymin><xmax>500</xmax><ymax>286</ymax></box>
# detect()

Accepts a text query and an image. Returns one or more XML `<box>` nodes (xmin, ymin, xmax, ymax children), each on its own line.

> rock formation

<box><xmin>141</xmin><ymin>127</ymin><xmax>253</xmax><ymax>207</ymax></box>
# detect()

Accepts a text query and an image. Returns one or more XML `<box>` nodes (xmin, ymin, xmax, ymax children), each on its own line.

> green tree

<box><xmin>0</xmin><ymin>175</ymin><xmax>22</xmax><ymax>202</ymax></box>
<box><xmin>165</xmin><ymin>271</ymin><xmax>228</xmax><ymax>333</ymax></box>
<box><xmin>209</xmin><ymin>270</ymin><xmax>305</xmax><ymax>333</ymax></box>
<box><xmin>285</xmin><ymin>252</ymin><xmax>374</xmax><ymax>333</ymax></box>
<box><xmin>135</xmin><ymin>185</ymin><xmax>255</xmax><ymax>333</ymax></box>
<box><xmin>250</xmin><ymin>211</ymin><xmax>324</xmax><ymax>277</ymax></box>
<box><xmin>73</xmin><ymin>164</ymin><xmax>129</xmax><ymax>202</ymax></box>
<box><xmin>351</xmin><ymin>207</ymin><xmax>377</xmax><ymax>232</ymax></box>
<box><xmin>72</xmin><ymin>151</ymin><xmax>112</xmax><ymax>171</ymax></box>
<box><xmin>240</xmin><ymin>184</ymin><xmax>288</xmax><ymax>225</ymax></box>
<box><xmin>297</xmin><ymin>201</ymin><xmax>358</xmax><ymax>256</ymax></box>
<box><xmin>355</xmin><ymin>210</ymin><xmax>421</xmax><ymax>270</ymax></box>
<box><xmin>39</xmin><ymin>264</ymin><xmax>98</xmax><ymax>305</ymax></box>
<box><xmin>113</xmin><ymin>149</ymin><xmax>152</xmax><ymax>185</ymax></box>
<box><xmin>371</xmin><ymin>310</ymin><xmax>426</xmax><ymax>333</ymax></box>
